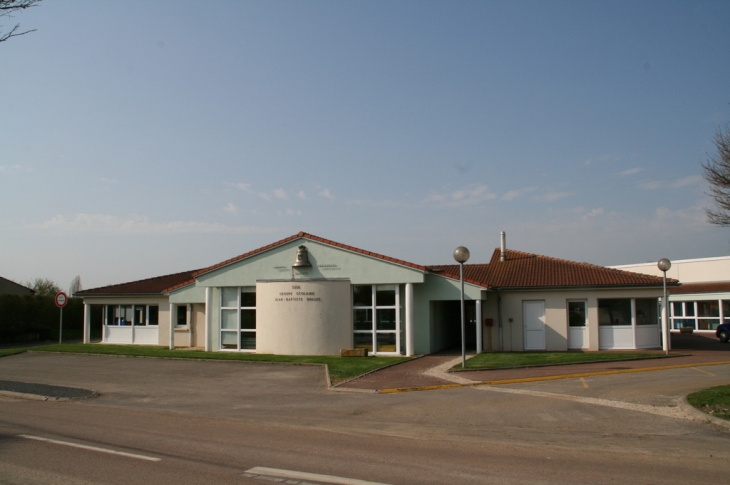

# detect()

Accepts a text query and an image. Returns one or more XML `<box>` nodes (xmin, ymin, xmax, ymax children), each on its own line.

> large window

<box><xmin>353</xmin><ymin>285</ymin><xmax>400</xmax><ymax>354</ymax></box>
<box><xmin>105</xmin><ymin>305</ymin><xmax>159</xmax><ymax>326</ymax></box>
<box><xmin>598</xmin><ymin>299</ymin><xmax>632</xmax><ymax>326</ymax></box>
<box><xmin>220</xmin><ymin>288</ymin><xmax>256</xmax><ymax>351</ymax></box>
<box><xmin>671</xmin><ymin>300</ymin><xmax>723</xmax><ymax>330</ymax></box>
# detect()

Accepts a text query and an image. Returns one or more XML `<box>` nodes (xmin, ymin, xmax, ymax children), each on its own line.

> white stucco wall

<box><xmin>481</xmin><ymin>287</ymin><xmax>663</xmax><ymax>351</ymax></box>
<box><xmin>610</xmin><ymin>256</ymin><xmax>730</xmax><ymax>283</ymax></box>
<box><xmin>255</xmin><ymin>280</ymin><xmax>352</xmax><ymax>355</ymax></box>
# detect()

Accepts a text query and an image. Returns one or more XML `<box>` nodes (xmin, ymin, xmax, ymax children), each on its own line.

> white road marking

<box><xmin>18</xmin><ymin>434</ymin><xmax>161</xmax><ymax>462</ymax></box>
<box><xmin>245</xmin><ymin>467</ymin><xmax>392</xmax><ymax>485</ymax></box>
<box><xmin>474</xmin><ymin>386</ymin><xmax>692</xmax><ymax>420</ymax></box>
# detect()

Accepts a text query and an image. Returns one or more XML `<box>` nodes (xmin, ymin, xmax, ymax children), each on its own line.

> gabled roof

<box><xmin>670</xmin><ymin>281</ymin><xmax>730</xmax><ymax>295</ymax></box>
<box><xmin>193</xmin><ymin>231</ymin><xmax>430</xmax><ymax>277</ymax></box>
<box><xmin>0</xmin><ymin>276</ymin><xmax>34</xmax><ymax>295</ymax></box>
<box><xmin>76</xmin><ymin>269</ymin><xmax>200</xmax><ymax>296</ymax></box>
<box><xmin>80</xmin><ymin>232</ymin><xmax>489</xmax><ymax>296</ymax></box>
<box><xmin>428</xmin><ymin>248</ymin><xmax>674</xmax><ymax>289</ymax></box>
<box><xmin>190</xmin><ymin>231</ymin><xmax>487</xmax><ymax>289</ymax></box>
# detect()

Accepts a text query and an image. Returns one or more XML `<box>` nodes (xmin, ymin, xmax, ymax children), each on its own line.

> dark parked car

<box><xmin>717</xmin><ymin>322</ymin><xmax>730</xmax><ymax>343</ymax></box>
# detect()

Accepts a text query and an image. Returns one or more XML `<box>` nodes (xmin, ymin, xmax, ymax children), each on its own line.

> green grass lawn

<box><xmin>459</xmin><ymin>351</ymin><xmax>671</xmax><ymax>370</ymax></box>
<box><xmin>22</xmin><ymin>343</ymin><xmax>409</xmax><ymax>385</ymax></box>
<box><xmin>687</xmin><ymin>384</ymin><xmax>730</xmax><ymax>421</ymax></box>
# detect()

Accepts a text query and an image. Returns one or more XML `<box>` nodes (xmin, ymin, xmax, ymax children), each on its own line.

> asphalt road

<box><xmin>0</xmin><ymin>352</ymin><xmax>728</xmax><ymax>485</ymax></box>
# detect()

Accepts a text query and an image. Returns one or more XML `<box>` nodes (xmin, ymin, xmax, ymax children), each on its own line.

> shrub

<box><xmin>0</xmin><ymin>295</ymin><xmax>84</xmax><ymax>344</ymax></box>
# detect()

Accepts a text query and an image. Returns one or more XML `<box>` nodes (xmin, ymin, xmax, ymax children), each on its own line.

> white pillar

<box><xmin>169</xmin><ymin>303</ymin><xmax>175</xmax><ymax>350</ymax></box>
<box><xmin>205</xmin><ymin>287</ymin><xmax>212</xmax><ymax>352</ymax></box>
<box><xmin>83</xmin><ymin>303</ymin><xmax>90</xmax><ymax>344</ymax></box>
<box><xmin>476</xmin><ymin>299</ymin><xmax>483</xmax><ymax>354</ymax></box>
<box><xmin>405</xmin><ymin>283</ymin><xmax>414</xmax><ymax>356</ymax></box>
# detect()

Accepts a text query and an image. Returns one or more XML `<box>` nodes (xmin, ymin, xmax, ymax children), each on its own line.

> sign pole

<box><xmin>55</xmin><ymin>292</ymin><xmax>68</xmax><ymax>345</ymax></box>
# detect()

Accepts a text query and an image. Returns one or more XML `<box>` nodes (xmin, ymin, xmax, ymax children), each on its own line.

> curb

<box><xmin>330</xmin><ymin>355</ymin><xmax>422</xmax><ymax>389</ymax></box>
<box><xmin>677</xmin><ymin>395</ymin><xmax>730</xmax><ymax>430</ymax></box>
<box><xmin>0</xmin><ymin>390</ymin><xmax>98</xmax><ymax>402</ymax></box>
<box><xmin>378</xmin><ymin>360</ymin><xmax>730</xmax><ymax>394</ymax></box>
<box><xmin>450</xmin><ymin>354</ymin><xmax>684</xmax><ymax>373</ymax></box>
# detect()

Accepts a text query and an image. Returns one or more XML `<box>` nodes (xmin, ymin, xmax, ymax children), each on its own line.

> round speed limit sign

<box><xmin>55</xmin><ymin>291</ymin><xmax>68</xmax><ymax>308</ymax></box>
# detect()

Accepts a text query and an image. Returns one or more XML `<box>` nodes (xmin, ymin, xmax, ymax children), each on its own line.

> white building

<box><xmin>612</xmin><ymin>256</ymin><xmax>730</xmax><ymax>334</ymax></box>
<box><xmin>77</xmin><ymin>232</ymin><xmax>674</xmax><ymax>354</ymax></box>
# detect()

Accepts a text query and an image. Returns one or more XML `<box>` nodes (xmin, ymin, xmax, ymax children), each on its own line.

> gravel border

<box><xmin>677</xmin><ymin>395</ymin><xmax>730</xmax><ymax>430</ymax></box>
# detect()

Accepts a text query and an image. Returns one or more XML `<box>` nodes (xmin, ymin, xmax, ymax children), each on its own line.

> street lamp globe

<box><xmin>657</xmin><ymin>258</ymin><xmax>671</xmax><ymax>272</ymax></box>
<box><xmin>453</xmin><ymin>246</ymin><xmax>470</xmax><ymax>264</ymax></box>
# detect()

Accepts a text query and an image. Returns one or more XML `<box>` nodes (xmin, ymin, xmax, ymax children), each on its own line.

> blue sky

<box><xmin>1</xmin><ymin>0</ymin><xmax>729</xmax><ymax>291</ymax></box>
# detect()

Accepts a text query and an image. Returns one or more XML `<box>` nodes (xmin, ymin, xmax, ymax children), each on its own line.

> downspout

<box><xmin>497</xmin><ymin>288</ymin><xmax>504</xmax><ymax>351</ymax></box>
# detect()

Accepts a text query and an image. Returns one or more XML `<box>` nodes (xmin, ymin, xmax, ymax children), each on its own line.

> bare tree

<box><xmin>69</xmin><ymin>275</ymin><xmax>82</xmax><ymax>296</ymax></box>
<box><xmin>0</xmin><ymin>0</ymin><xmax>41</xmax><ymax>44</ymax></box>
<box><xmin>702</xmin><ymin>124</ymin><xmax>730</xmax><ymax>226</ymax></box>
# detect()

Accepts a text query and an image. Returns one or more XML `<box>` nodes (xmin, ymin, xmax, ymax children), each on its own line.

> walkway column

<box><xmin>405</xmin><ymin>283</ymin><xmax>414</xmax><ymax>356</ymax></box>
<box><xmin>205</xmin><ymin>287</ymin><xmax>212</xmax><ymax>352</ymax></box>
<box><xmin>169</xmin><ymin>303</ymin><xmax>175</xmax><ymax>350</ymax></box>
<box><xmin>476</xmin><ymin>299</ymin><xmax>483</xmax><ymax>354</ymax></box>
<box><xmin>83</xmin><ymin>303</ymin><xmax>90</xmax><ymax>344</ymax></box>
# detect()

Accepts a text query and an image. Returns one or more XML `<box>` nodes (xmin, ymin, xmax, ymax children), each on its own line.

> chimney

<box><xmin>500</xmin><ymin>231</ymin><xmax>507</xmax><ymax>262</ymax></box>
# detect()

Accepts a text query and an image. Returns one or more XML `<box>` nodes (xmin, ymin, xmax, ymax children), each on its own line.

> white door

<box><xmin>523</xmin><ymin>301</ymin><xmax>546</xmax><ymax>350</ymax></box>
<box><xmin>568</xmin><ymin>300</ymin><xmax>587</xmax><ymax>349</ymax></box>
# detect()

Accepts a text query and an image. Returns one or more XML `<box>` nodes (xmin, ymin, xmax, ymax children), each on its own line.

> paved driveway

<box><xmin>0</xmin><ymin>352</ymin><xmax>729</xmax><ymax>444</ymax></box>
<box><xmin>1</xmin><ymin>352</ymin><xmax>729</xmax><ymax>485</ymax></box>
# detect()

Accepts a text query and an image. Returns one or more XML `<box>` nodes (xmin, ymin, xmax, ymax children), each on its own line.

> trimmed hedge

<box><xmin>0</xmin><ymin>295</ymin><xmax>85</xmax><ymax>344</ymax></box>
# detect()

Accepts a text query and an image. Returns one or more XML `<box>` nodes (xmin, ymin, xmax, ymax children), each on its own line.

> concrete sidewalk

<box><xmin>339</xmin><ymin>333</ymin><xmax>730</xmax><ymax>392</ymax></box>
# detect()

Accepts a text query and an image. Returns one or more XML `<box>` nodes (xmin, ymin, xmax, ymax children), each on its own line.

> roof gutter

<box><xmin>488</xmin><ymin>283</ymin><xmax>678</xmax><ymax>291</ymax></box>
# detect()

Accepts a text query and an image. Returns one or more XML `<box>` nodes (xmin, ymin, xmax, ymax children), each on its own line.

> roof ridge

<box><xmin>193</xmin><ymin>231</ymin><xmax>430</xmax><ymax>278</ymax></box>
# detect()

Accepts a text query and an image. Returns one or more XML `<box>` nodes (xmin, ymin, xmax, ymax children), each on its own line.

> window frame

<box><xmin>353</xmin><ymin>284</ymin><xmax>401</xmax><ymax>355</ymax></box>
<box><xmin>219</xmin><ymin>287</ymin><xmax>256</xmax><ymax>352</ymax></box>
<box><xmin>103</xmin><ymin>304</ymin><xmax>160</xmax><ymax>327</ymax></box>
<box><xmin>670</xmin><ymin>300</ymin><xmax>724</xmax><ymax>331</ymax></box>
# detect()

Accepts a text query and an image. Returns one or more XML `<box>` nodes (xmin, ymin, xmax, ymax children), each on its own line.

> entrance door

<box><xmin>568</xmin><ymin>300</ymin><xmax>587</xmax><ymax>349</ymax></box>
<box><xmin>523</xmin><ymin>301</ymin><xmax>546</xmax><ymax>350</ymax></box>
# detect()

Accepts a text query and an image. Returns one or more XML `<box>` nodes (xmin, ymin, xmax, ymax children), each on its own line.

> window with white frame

<box><xmin>176</xmin><ymin>305</ymin><xmax>188</xmax><ymax>327</ymax></box>
<box><xmin>105</xmin><ymin>305</ymin><xmax>159</xmax><ymax>326</ymax></box>
<box><xmin>671</xmin><ymin>300</ymin><xmax>723</xmax><ymax>330</ymax></box>
<box><xmin>598</xmin><ymin>298</ymin><xmax>658</xmax><ymax>326</ymax></box>
<box><xmin>220</xmin><ymin>287</ymin><xmax>256</xmax><ymax>351</ymax></box>
<box><xmin>353</xmin><ymin>285</ymin><xmax>400</xmax><ymax>354</ymax></box>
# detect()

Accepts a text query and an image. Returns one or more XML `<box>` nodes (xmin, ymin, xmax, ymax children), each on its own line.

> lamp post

<box><xmin>453</xmin><ymin>246</ymin><xmax>470</xmax><ymax>368</ymax></box>
<box><xmin>657</xmin><ymin>258</ymin><xmax>672</xmax><ymax>355</ymax></box>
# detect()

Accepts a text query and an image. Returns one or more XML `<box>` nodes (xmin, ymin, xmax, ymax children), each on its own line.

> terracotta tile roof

<box><xmin>428</xmin><ymin>248</ymin><xmax>674</xmax><ymax>289</ymax></box>
<box><xmin>670</xmin><ymin>281</ymin><xmax>730</xmax><ymax>295</ymax></box>
<box><xmin>78</xmin><ymin>232</ymin><xmax>491</xmax><ymax>296</ymax></box>
<box><xmin>76</xmin><ymin>270</ymin><xmax>199</xmax><ymax>296</ymax></box>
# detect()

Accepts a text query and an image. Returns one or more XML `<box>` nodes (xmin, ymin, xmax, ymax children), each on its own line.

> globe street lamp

<box><xmin>453</xmin><ymin>246</ymin><xmax>470</xmax><ymax>368</ymax></box>
<box><xmin>657</xmin><ymin>258</ymin><xmax>672</xmax><ymax>355</ymax></box>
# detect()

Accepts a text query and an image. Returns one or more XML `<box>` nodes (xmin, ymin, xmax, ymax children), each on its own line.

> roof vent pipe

<box><xmin>500</xmin><ymin>231</ymin><xmax>507</xmax><ymax>262</ymax></box>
